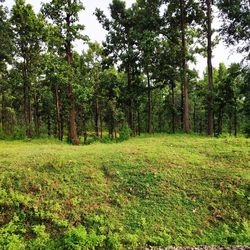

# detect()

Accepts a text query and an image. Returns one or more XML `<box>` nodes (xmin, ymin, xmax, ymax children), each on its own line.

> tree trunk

<box><xmin>66</xmin><ymin>13</ymin><xmax>79</xmax><ymax>145</ymax></box>
<box><xmin>171</xmin><ymin>81</ymin><xmax>176</xmax><ymax>134</ymax></box>
<box><xmin>218</xmin><ymin>105</ymin><xmax>223</xmax><ymax>135</ymax></box>
<box><xmin>234</xmin><ymin>100</ymin><xmax>237</xmax><ymax>137</ymax></box>
<box><xmin>199</xmin><ymin>117</ymin><xmax>203</xmax><ymax>134</ymax></box>
<box><xmin>1</xmin><ymin>92</ymin><xmax>7</xmax><ymax>134</ymax></box>
<box><xmin>100</xmin><ymin>114</ymin><xmax>103</xmax><ymax>139</ymax></box>
<box><xmin>137</xmin><ymin>109</ymin><xmax>141</xmax><ymax>136</ymax></box>
<box><xmin>34</xmin><ymin>93</ymin><xmax>40</xmax><ymax>137</ymax></box>
<box><xmin>207</xmin><ymin>0</ymin><xmax>214</xmax><ymax>136</ymax></box>
<box><xmin>47</xmin><ymin>113</ymin><xmax>51</xmax><ymax>137</ymax></box>
<box><xmin>193</xmin><ymin>101</ymin><xmax>196</xmax><ymax>133</ymax></box>
<box><xmin>23</xmin><ymin>64</ymin><xmax>32</xmax><ymax>139</ymax></box>
<box><xmin>147</xmin><ymin>71</ymin><xmax>152</xmax><ymax>133</ymax></box>
<box><xmin>95</xmin><ymin>98</ymin><xmax>101</xmax><ymax>137</ymax></box>
<box><xmin>180</xmin><ymin>0</ymin><xmax>190</xmax><ymax>133</ymax></box>
<box><xmin>127</xmin><ymin>67</ymin><xmax>133</xmax><ymax>134</ymax></box>
<box><xmin>54</xmin><ymin>83</ymin><xmax>63</xmax><ymax>140</ymax></box>
<box><xmin>228</xmin><ymin>113</ymin><xmax>232</xmax><ymax>135</ymax></box>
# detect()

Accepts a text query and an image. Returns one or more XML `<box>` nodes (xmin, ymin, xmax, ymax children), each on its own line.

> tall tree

<box><xmin>42</xmin><ymin>0</ymin><xmax>85</xmax><ymax>145</ymax></box>
<box><xmin>11</xmin><ymin>0</ymin><xmax>44</xmax><ymax>138</ymax></box>
<box><xmin>0</xmin><ymin>0</ymin><xmax>13</xmax><ymax>135</ymax></box>
<box><xmin>132</xmin><ymin>0</ymin><xmax>162</xmax><ymax>133</ymax></box>
<box><xmin>95</xmin><ymin>0</ymin><xmax>140</xmax><ymax>135</ymax></box>
<box><xmin>179</xmin><ymin>0</ymin><xmax>190</xmax><ymax>133</ymax></box>
<box><xmin>217</xmin><ymin>0</ymin><xmax>250</xmax><ymax>60</ymax></box>
<box><xmin>162</xmin><ymin>0</ymin><xmax>204</xmax><ymax>133</ymax></box>
<box><xmin>206</xmin><ymin>0</ymin><xmax>214</xmax><ymax>136</ymax></box>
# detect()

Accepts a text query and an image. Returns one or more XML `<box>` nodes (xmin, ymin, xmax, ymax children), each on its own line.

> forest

<box><xmin>0</xmin><ymin>0</ymin><xmax>250</xmax><ymax>249</ymax></box>
<box><xmin>0</xmin><ymin>0</ymin><xmax>249</xmax><ymax>143</ymax></box>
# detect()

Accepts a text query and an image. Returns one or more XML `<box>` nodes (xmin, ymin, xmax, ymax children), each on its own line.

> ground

<box><xmin>0</xmin><ymin>134</ymin><xmax>249</xmax><ymax>249</ymax></box>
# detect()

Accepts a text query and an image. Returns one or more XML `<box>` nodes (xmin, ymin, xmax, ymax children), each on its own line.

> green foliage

<box><xmin>31</xmin><ymin>225</ymin><xmax>51</xmax><ymax>249</ymax></box>
<box><xmin>217</xmin><ymin>0</ymin><xmax>250</xmax><ymax>58</ymax></box>
<box><xmin>64</xmin><ymin>226</ymin><xmax>105</xmax><ymax>249</ymax></box>
<box><xmin>118</xmin><ymin>123</ymin><xmax>131</xmax><ymax>142</ymax></box>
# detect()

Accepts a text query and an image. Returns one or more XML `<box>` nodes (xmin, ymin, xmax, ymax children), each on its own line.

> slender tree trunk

<box><xmin>193</xmin><ymin>101</ymin><xmax>196</xmax><ymax>133</ymax></box>
<box><xmin>171</xmin><ymin>82</ymin><xmax>176</xmax><ymax>134</ymax></box>
<box><xmin>199</xmin><ymin>117</ymin><xmax>203</xmax><ymax>134</ymax></box>
<box><xmin>234</xmin><ymin>100</ymin><xmax>237</xmax><ymax>137</ymax></box>
<box><xmin>180</xmin><ymin>0</ymin><xmax>190</xmax><ymax>133</ymax></box>
<box><xmin>127</xmin><ymin>67</ymin><xmax>133</xmax><ymax>134</ymax></box>
<box><xmin>95</xmin><ymin>98</ymin><xmax>101</xmax><ymax>137</ymax></box>
<box><xmin>23</xmin><ymin>64</ymin><xmax>32</xmax><ymax>138</ymax></box>
<box><xmin>34</xmin><ymin>93</ymin><xmax>40</xmax><ymax>137</ymax></box>
<box><xmin>1</xmin><ymin>91</ymin><xmax>3</xmax><ymax>131</ymax></box>
<box><xmin>100</xmin><ymin>114</ymin><xmax>103</xmax><ymax>139</ymax></box>
<box><xmin>207</xmin><ymin>0</ymin><xmax>214</xmax><ymax>136</ymax></box>
<box><xmin>218</xmin><ymin>105</ymin><xmax>223</xmax><ymax>135</ymax></box>
<box><xmin>1</xmin><ymin>92</ymin><xmax>6</xmax><ymax>134</ymax></box>
<box><xmin>137</xmin><ymin>109</ymin><xmax>141</xmax><ymax>136</ymax></box>
<box><xmin>228</xmin><ymin>113</ymin><xmax>232</xmax><ymax>135</ymax></box>
<box><xmin>83</xmin><ymin>117</ymin><xmax>87</xmax><ymax>144</ymax></box>
<box><xmin>54</xmin><ymin>83</ymin><xmax>63</xmax><ymax>140</ymax></box>
<box><xmin>147</xmin><ymin>71</ymin><xmax>152</xmax><ymax>133</ymax></box>
<box><xmin>180</xmin><ymin>82</ymin><xmax>184</xmax><ymax>130</ymax></box>
<box><xmin>27</xmin><ymin>84</ymin><xmax>32</xmax><ymax>138</ymax></box>
<box><xmin>47</xmin><ymin>113</ymin><xmax>51</xmax><ymax>137</ymax></box>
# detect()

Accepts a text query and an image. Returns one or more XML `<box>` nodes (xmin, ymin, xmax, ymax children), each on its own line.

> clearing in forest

<box><xmin>0</xmin><ymin>134</ymin><xmax>249</xmax><ymax>249</ymax></box>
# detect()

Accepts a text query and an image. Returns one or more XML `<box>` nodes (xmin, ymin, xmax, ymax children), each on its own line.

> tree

<box><xmin>162</xmin><ymin>0</ymin><xmax>204</xmax><ymax>133</ymax></box>
<box><xmin>215</xmin><ymin>62</ymin><xmax>227</xmax><ymax>135</ymax></box>
<box><xmin>132</xmin><ymin>0</ymin><xmax>162</xmax><ymax>133</ymax></box>
<box><xmin>11</xmin><ymin>0</ymin><xmax>45</xmax><ymax>138</ymax></box>
<box><xmin>42</xmin><ymin>0</ymin><xmax>85</xmax><ymax>145</ymax></box>
<box><xmin>217</xmin><ymin>0</ymin><xmax>250</xmax><ymax>60</ymax></box>
<box><xmin>0</xmin><ymin>0</ymin><xmax>13</xmax><ymax>69</ymax></box>
<box><xmin>0</xmin><ymin>0</ymin><xmax>14</xmax><ymax>135</ymax></box>
<box><xmin>206</xmin><ymin>0</ymin><xmax>214</xmax><ymax>136</ymax></box>
<box><xmin>95</xmin><ymin>0</ymin><xmax>140</xmax><ymax>135</ymax></box>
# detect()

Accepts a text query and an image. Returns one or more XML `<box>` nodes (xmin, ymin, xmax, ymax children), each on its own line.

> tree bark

<box><xmin>234</xmin><ymin>100</ymin><xmax>237</xmax><ymax>137</ymax></box>
<box><xmin>207</xmin><ymin>0</ymin><xmax>214</xmax><ymax>136</ymax></box>
<box><xmin>23</xmin><ymin>63</ymin><xmax>32</xmax><ymax>138</ymax></box>
<box><xmin>66</xmin><ymin>13</ymin><xmax>79</xmax><ymax>145</ymax></box>
<box><xmin>34</xmin><ymin>93</ymin><xmax>40</xmax><ymax>137</ymax></box>
<box><xmin>127</xmin><ymin>67</ymin><xmax>133</xmax><ymax>134</ymax></box>
<box><xmin>54</xmin><ymin>83</ymin><xmax>63</xmax><ymax>140</ymax></box>
<box><xmin>47</xmin><ymin>112</ymin><xmax>51</xmax><ymax>137</ymax></box>
<box><xmin>147</xmin><ymin>71</ymin><xmax>152</xmax><ymax>133</ymax></box>
<box><xmin>180</xmin><ymin>0</ymin><xmax>190</xmax><ymax>133</ymax></box>
<box><xmin>95</xmin><ymin>98</ymin><xmax>101</xmax><ymax>137</ymax></box>
<box><xmin>171</xmin><ymin>81</ymin><xmax>176</xmax><ymax>134</ymax></box>
<box><xmin>218</xmin><ymin>105</ymin><xmax>223</xmax><ymax>135</ymax></box>
<box><xmin>193</xmin><ymin>101</ymin><xmax>196</xmax><ymax>133</ymax></box>
<box><xmin>137</xmin><ymin>109</ymin><xmax>141</xmax><ymax>136</ymax></box>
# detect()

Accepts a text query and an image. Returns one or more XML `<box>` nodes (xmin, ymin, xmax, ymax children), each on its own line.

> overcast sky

<box><xmin>4</xmin><ymin>0</ymin><xmax>243</xmax><ymax>77</ymax></box>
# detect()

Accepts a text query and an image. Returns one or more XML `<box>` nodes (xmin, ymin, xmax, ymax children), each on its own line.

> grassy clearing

<box><xmin>0</xmin><ymin>134</ymin><xmax>249</xmax><ymax>249</ymax></box>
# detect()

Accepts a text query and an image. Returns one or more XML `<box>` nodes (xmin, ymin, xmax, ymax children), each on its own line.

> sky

<box><xmin>4</xmin><ymin>0</ymin><xmax>243</xmax><ymax>78</ymax></box>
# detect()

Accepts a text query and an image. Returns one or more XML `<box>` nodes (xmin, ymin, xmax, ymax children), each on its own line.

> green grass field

<box><xmin>0</xmin><ymin>134</ymin><xmax>249</xmax><ymax>249</ymax></box>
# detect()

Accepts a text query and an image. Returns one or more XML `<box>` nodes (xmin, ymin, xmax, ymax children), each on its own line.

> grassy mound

<box><xmin>0</xmin><ymin>134</ymin><xmax>249</xmax><ymax>249</ymax></box>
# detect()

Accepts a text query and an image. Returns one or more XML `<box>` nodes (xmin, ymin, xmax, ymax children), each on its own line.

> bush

<box><xmin>64</xmin><ymin>225</ymin><xmax>106</xmax><ymax>249</ymax></box>
<box><xmin>118</xmin><ymin>123</ymin><xmax>131</xmax><ymax>142</ymax></box>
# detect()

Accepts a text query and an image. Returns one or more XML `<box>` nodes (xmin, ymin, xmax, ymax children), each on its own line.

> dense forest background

<box><xmin>0</xmin><ymin>0</ymin><xmax>249</xmax><ymax>144</ymax></box>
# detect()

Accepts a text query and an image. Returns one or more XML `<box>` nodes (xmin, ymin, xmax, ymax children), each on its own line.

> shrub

<box><xmin>64</xmin><ymin>225</ymin><xmax>106</xmax><ymax>249</ymax></box>
<box><xmin>118</xmin><ymin>123</ymin><xmax>131</xmax><ymax>142</ymax></box>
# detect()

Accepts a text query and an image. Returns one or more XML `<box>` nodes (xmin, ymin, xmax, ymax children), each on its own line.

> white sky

<box><xmin>4</xmin><ymin>0</ymin><xmax>243</xmax><ymax>78</ymax></box>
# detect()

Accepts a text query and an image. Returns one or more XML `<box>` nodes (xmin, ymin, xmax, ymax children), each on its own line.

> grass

<box><xmin>0</xmin><ymin>134</ymin><xmax>249</xmax><ymax>249</ymax></box>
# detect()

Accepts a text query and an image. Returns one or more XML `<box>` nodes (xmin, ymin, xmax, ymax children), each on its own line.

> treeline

<box><xmin>0</xmin><ymin>0</ymin><xmax>249</xmax><ymax>144</ymax></box>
